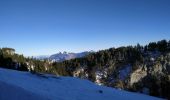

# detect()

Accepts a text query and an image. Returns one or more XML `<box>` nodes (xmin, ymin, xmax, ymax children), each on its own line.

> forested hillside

<box><xmin>50</xmin><ymin>40</ymin><xmax>170</xmax><ymax>99</ymax></box>
<box><xmin>0</xmin><ymin>40</ymin><xmax>170</xmax><ymax>99</ymax></box>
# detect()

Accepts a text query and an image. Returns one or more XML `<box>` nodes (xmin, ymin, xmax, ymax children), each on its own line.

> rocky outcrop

<box><xmin>130</xmin><ymin>66</ymin><xmax>147</xmax><ymax>86</ymax></box>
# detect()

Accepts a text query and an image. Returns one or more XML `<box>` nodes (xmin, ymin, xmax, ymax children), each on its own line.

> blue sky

<box><xmin>0</xmin><ymin>0</ymin><xmax>170</xmax><ymax>56</ymax></box>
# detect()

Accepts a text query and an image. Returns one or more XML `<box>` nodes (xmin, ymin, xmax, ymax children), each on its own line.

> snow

<box><xmin>0</xmin><ymin>81</ymin><xmax>47</xmax><ymax>100</ymax></box>
<box><xmin>142</xmin><ymin>88</ymin><xmax>150</xmax><ymax>95</ymax></box>
<box><xmin>119</xmin><ymin>64</ymin><xmax>132</xmax><ymax>80</ymax></box>
<box><xmin>0</xmin><ymin>68</ymin><xmax>164</xmax><ymax>100</ymax></box>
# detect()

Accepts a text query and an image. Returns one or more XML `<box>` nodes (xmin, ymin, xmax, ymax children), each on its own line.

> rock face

<box><xmin>130</xmin><ymin>66</ymin><xmax>147</xmax><ymax>86</ymax></box>
<box><xmin>2</xmin><ymin>48</ymin><xmax>15</xmax><ymax>55</ymax></box>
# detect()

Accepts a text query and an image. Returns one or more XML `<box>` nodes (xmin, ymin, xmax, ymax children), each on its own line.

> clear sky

<box><xmin>0</xmin><ymin>0</ymin><xmax>170</xmax><ymax>56</ymax></box>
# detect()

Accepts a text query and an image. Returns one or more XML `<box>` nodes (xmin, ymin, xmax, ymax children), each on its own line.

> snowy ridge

<box><xmin>0</xmin><ymin>68</ymin><xmax>163</xmax><ymax>100</ymax></box>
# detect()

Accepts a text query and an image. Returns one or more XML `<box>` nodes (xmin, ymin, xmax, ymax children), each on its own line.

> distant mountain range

<box><xmin>35</xmin><ymin>51</ymin><xmax>93</xmax><ymax>62</ymax></box>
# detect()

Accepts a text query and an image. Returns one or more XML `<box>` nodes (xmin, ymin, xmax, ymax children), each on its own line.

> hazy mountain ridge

<box><xmin>35</xmin><ymin>51</ymin><xmax>93</xmax><ymax>62</ymax></box>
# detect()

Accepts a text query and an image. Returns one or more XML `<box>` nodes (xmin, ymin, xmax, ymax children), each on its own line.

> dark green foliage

<box><xmin>149</xmin><ymin>75</ymin><xmax>161</xmax><ymax>97</ymax></box>
<box><xmin>148</xmin><ymin>42</ymin><xmax>158</xmax><ymax>51</ymax></box>
<box><xmin>157</xmin><ymin>40</ymin><xmax>168</xmax><ymax>52</ymax></box>
<box><xmin>145</xmin><ymin>39</ymin><xmax>169</xmax><ymax>52</ymax></box>
<box><xmin>160</xmin><ymin>75</ymin><xmax>170</xmax><ymax>99</ymax></box>
<box><xmin>0</xmin><ymin>48</ymin><xmax>28</xmax><ymax>71</ymax></box>
<box><xmin>130</xmin><ymin>82</ymin><xmax>143</xmax><ymax>92</ymax></box>
<box><xmin>168</xmin><ymin>40</ymin><xmax>170</xmax><ymax>50</ymax></box>
<box><xmin>51</xmin><ymin>63</ymin><xmax>69</xmax><ymax>76</ymax></box>
<box><xmin>18</xmin><ymin>63</ymin><xmax>28</xmax><ymax>71</ymax></box>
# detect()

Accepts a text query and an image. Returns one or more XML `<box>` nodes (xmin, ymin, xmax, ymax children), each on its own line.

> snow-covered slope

<box><xmin>0</xmin><ymin>68</ymin><xmax>163</xmax><ymax>100</ymax></box>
